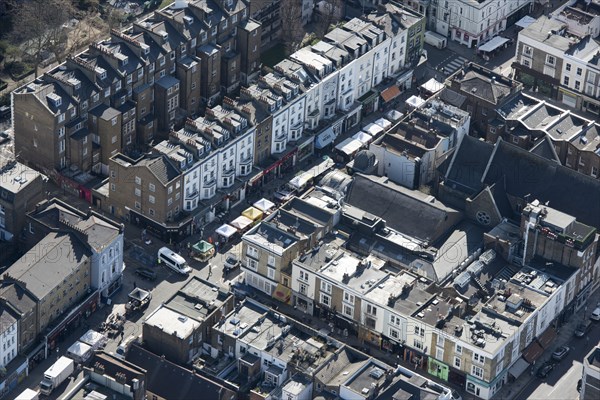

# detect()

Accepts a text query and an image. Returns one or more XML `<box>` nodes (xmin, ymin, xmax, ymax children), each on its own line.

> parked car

<box><xmin>135</xmin><ymin>267</ymin><xmax>157</xmax><ymax>281</ymax></box>
<box><xmin>224</xmin><ymin>253</ymin><xmax>240</xmax><ymax>273</ymax></box>
<box><xmin>575</xmin><ymin>321</ymin><xmax>592</xmax><ymax>337</ymax></box>
<box><xmin>536</xmin><ymin>362</ymin><xmax>555</xmax><ymax>379</ymax></box>
<box><xmin>577</xmin><ymin>379</ymin><xmax>582</xmax><ymax>392</ymax></box>
<box><xmin>590</xmin><ymin>306</ymin><xmax>600</xmax><ymax>321</ymax></box>
<box><xmin>551</xmin><ymin>346</ymin><xmax>570</xmax><ymax>361</ymax></box>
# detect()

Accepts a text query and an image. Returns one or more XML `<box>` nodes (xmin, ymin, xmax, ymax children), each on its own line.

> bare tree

<box><xmin>10</xmin><ymin>0</ymin><xmax>74</xmax><ymax>77</ymax></box>
<box><xmin>314</xmin><ymin>0</ymin><xmax>344</xmax><ymax>37</ymax></box>
<box><xmin>279</xmin><ymin>0</ymin><xmax>305</xmax><ymax>55</ymax></box>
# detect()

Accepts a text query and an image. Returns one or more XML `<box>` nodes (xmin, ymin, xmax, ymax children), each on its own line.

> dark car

<box><xmin>536</xmin><ymin>362</ymin><xmax>555</xmax><ymax>379</ymax></box>
<box><xmin>551</xmin><ymin>346</ymin><xmax>570</xmax><ymax>361</ymax></box>
<box><xmin>574</xmin><ymin>321</ymin><xmax>592</xmax><ymax>338</ymax></box>
<box><xmin>577</xmin><ymin>379</ymin><xmax>582</xmax><ymax>392</ymax></box>
<box><xmin>135</xmin><ymin>267</ymin><xmax>157</xmax><ymax>281</ymax></box>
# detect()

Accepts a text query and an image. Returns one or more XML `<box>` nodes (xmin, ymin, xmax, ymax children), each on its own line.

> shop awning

<box><xmin>537</xmin><ymin>327</ymin><xmax>557</xmax><ymax>349</ymax></box>
<box><xmin>516</xmin><ymin>15</ymin><xmax>536</xmax><ymax>29</ymax></box>
<box><xmin>230</xmin><ymin>216</ymin><xmax>253</xmax><ymax>231</ymax></box>
<box><xmin>420</xmin><ymin>78</ymin><xmax>444</xmax><ymax>94</ymax></box>
<box><xmin>192</xmin><ymin>240</ymin><xmax>214</xmax><ymax>254</ymax></box>
<box><xmin>508</xmin><ymin>358</ymin><xmax>530</xmax><ymax>379</ymax></box>
<box><xmin>478</xmin><ymin>36</ymin><xmax>509</xmax><ymax>53</ymax></box>
<box><xmin>315</xmin><ymin>127</ymin><xmax>336</xmax><ymax>149</ymax></box>
<box><xmin>242</xmin><ymin>207</ymin><xmax>263</xmax><ymax>221</ymax></box>
<box><xmin>216</xmin><ymin>224</ymin><xmax>237</xmax><ymax>239</ymax></box>
<box><xmin>272</xmin><ymin>284</ymin><xmax>292</xmax><ymax>303</ymax></box>
<box><xmin>253</xmin><ymin>198</ymin><xmax>275</xmax><ymax>212</ymax></box>
<box><xmin>381</xmin><ymin>85</ymin><xmax>401</xmax><ymax>103</ymax></box>
<box><xmin>406</xmin><ymin>95</ymin><xmax>426</xmax><ymax>109</ymax></box>
<box><xmin>522</xmin><ymin>341</ymin><xmax>544</xmax><ymax>364</ymax></box>
<box><xmin>352</xmin><ymin>131</ymin><xmax>373</xmax><ymax>144</ymax></box>
<box><xmin>290</xmin><ymin>173</ymin><xmax>311</xmax><ymax>190</ymax></box>
<box><xmin>363</xmin><ymin>123</ymin><xmax>384</xmax><ymax>137</ymax></box>
<box><xmin>335</xmin><ymin>138</ymin><xmax>363</xmax><ymax>156</ymax></box>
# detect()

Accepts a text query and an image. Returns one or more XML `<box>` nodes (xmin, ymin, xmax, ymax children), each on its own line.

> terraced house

<box><xmin>12</xmin><ymin>0</ymin><xmax>261</xmax><ymax>179</ymax></box>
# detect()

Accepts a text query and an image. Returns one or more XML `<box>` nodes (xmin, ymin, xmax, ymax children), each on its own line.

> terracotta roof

<box><xmin>537</xmin><ymin>327</ymin><xmax>557</xmax><ymax>349</ymax></box>
<box><xmin>522</xmin><ymin>340</ymin><xmax>544</xmax><ymax>363</ymax></box>
<box><xmin>381</xmin><ymin>85</ymin><xmax>401</xmax><ymax>103</ymax></box>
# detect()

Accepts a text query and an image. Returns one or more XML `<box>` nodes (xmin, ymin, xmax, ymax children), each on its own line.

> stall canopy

<box><xmin>380</xmin><ymin>85</ymin><xmax>401</xmax><ymax>103</ymax></box>
<box><xmin>242</xmin><ymin>207</ymin><xmax>263</xmax><ymax>221</ymax></box>
<box><xmin>67</xmin><ymin>341</ymin><xmax>92</xmax><ymax>362</ymax></box>
<box><xmin>516</xmin><ymin>15</ymin><xmax>536</xmax><ymax>29</ymax></box>
<box><xmin>230</xmin><ymin>216</ymin><xmax>253</xmax><ymax>231</ymax></box>
<box><xmin>375</xmin><ymin>118</ymin><xmax>392</xmax><ymax>131</ymax></box>
<box><xmin>254</xmin><ymin>198</ymin><xmax>275</xmax><ymax>212</ymax></box>
<box><xmin>290</xmin><ymin>174</ymin><xmax>311</xmax><ymax>190</ymax></box>
<box><xmin>478</xmin><ymin>36</ymin><xmax>509</xmax><ymax>53</ymax></box>
<box><xmin>420</xmin><ymin>78</ymin><xmax>444</xmax><ymax>94</ymax></box>
<box><xmin>216</xmin><ymin>224</ymin><xmax>237</xmax><ymax>239</ymax></box>
<box><xmin>353</xmin><ymin>131</ymin><xmax>373</xmax><ymax>144</ymax></box>
<box><xmin>335</xmin><ymin>138</ymin><xmax>363</xmax><ymax>156</ymax></box>
<box><xmin>508</xmin><ymin>358</ymin><xmax>530</xmax><ymax>379</ymax></box>
<box><xmin>273</xmin><ymin>284</ymin><xmax>292</xmax><ymax>304</ymax></box>
<box><xmin>406</xmin><ymin>95</ymin><xmax>426</xmax><ymax>109</ymax></box>
<box><xmin>192</xmin><ymin>240</ymin><xmax>214</xmax><ymax>254</ymax></box>
<box><xmin>363</xmin><ymin>123</ymin><xmax>385</xmax><ymax>137</ymax></box>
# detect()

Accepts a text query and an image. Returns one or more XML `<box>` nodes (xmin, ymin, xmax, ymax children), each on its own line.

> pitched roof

<box><xmin>126</xmin><ymin>345</ymin><xmax>235</xmax><ymax>400</ymax></box>
<box><xmin>140</xmin><ymin>155</ymin><xmax>180</xmax><ymax>185</ymax></box>
<box><xmin>3</xmin><ymin>233</ymin><xmax>90</xmax><ymax>300</ymax></box>
<box><xmin>529</xmin><ymin>137</ymin><xmax>560</xmax><ymax>163</ymax></box>
<box><xmin>346</xmin><ymin>174</ymin><xmax>461</xmax><ymax>243</ymax></box>
<box><xmin>444</xmin><ymin>135</ymin><xmax>494</xmax><ymax>195</ymax></box>
<box><xmin>483</xmin><ymin>139</ymin><xmax>600</xmax><ymax>228</ymax></box>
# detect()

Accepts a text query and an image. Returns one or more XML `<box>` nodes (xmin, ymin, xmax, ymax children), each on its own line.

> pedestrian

<box><xmin>133</xmin><ymin>281</ymin><xmax>137</xmax><ymax>289</ymax></box>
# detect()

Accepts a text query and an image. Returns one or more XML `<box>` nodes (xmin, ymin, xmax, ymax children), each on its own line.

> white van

<box><xmin>114</xmin><ymin>335</ymin><xmax>138</xmax><ymax>360</ymax></box>
<box><xmin>158</xmin><ymin>247</ymin><xmax>191</xmax><ymax>275</ymax></box>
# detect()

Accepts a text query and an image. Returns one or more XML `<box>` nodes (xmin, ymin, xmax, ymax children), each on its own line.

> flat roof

<box><xmin>144</xmin><ymin>306</ymin><xmax>200</xmax><ymax>339</ymax></box>
<box><xmin>0</xmin><ymin>159</ymin><xmax>41</xmax><ymax>193</ymax></box>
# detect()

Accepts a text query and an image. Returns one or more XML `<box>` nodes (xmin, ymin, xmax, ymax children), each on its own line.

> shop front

<box><xmin>45</xmin><ymin>290</ymin><xmax>100</xmax><ymax>356</ymax></box>
<box><xmin>297</xmin><ymin>136</ymin><xmax>314</xmax><ymax>162</ymax></box>
<box><xmin>428</xmin><ymin>358</ymin><xmax>449</xmax><ymax>381</ymax></box>
<box><xmin>403</xmin><ymin>347</ymin><xmax>427</xmax><ymax>371</ymax></box>
<box><xmin>358</xmin><ymin>90</ymin><xmax>379</xmax><ymax>116</ymax></box>
<box><xmin>128</xmin><ymin>207</ymin><xmax>192</xmax><ymax>243</ymax></box>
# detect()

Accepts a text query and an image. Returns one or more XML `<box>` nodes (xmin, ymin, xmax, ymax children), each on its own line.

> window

<box><xmin>592</xmin><ymin>166</ymin><xmax>598</xmax><ymax>177</ymax></box>
<box><xmin>473</xmin><ymin>353</ymin><xmax>486</xmax><ymax>364</ymax></box>
<box><xmin>413</xmin><ymin>339</ymin><xmax>423</xmax><ymax>350</ymax></box>
<box><xmin>135</xmin><ymin>188</ymin><xmax>141</xmax><ymax>197</ymax></box>
<box><xmin>246</xmin><ymin>245</ymin><xmax>258</xmax><ymax>258</ymax></box>
<box><xmin>390</xmin><ymin>315</ymin><xmax>401</xmax><ymax>326</ymax></box>
<box><xmin>451</xmin><ymin>356</ymin><xmax>461</xmax><ymax>369</ymax></box>
<box><xmin>566</xmin><ymin>63</ymin><xmax>571</xmax><ymax>71</ymax></box>
<box><xmin>343</xmin><ymin>304</ymin><xmax>353</xmax><ymax>317</ymax></box>
<box><xmin>344</xmin><ymin>292</ymin><xmax>355</xmax><ymax>304</ymax></box>
<box><xmin>320</xmin><ymin>293</ymin><xmax>331</xmax><ymax>307</ymax></box>
<box><xmin>149</xmin><ymin>195</ymin><xmax>155</xmax><ymax>204</ymax></box>
<box><xmin>389</xmin><ymin>327</ymin><xmax>400</xmax><ymax>339</ymax></box>
<box><xmin>367</xmin><ymin>304</ymin><xmax>377</xmax><ymax>316</ymax></box>
<box><xmin>267</xmin><ymin>267</ymin><xmax>275</xmax><ymax>280</ymax></box>
<box><xmin>575</xmin><ymin>81</ymin><xmax>581</xmax><ymax>90</ymax></box>
<box><xmin>246</xmin><ymin>258</ymin><xmax>258</xmax><ymax>270</ymax></box>
<box><xmin>58</xmin><ymin>113</ymin><xmax>65</xmax><ymax>123</ymax></box>
<box><xmin>564</xmin><ymin>76</ymin><xmax>570</xmax><ymax>86</ymax></box>
<box><xmin>456</xmin><ymin>344</ymin><xmax>462</xmax><ymax>354</ymax></box>
<box><xmin>436</xmin><ymin>348</ymin><xmax>444</xmax><ymax>360</ymax></box>
<box><xmin>299</xmin><ymin>270</ymin><xmax>308</xmax><ymax>281</ymax></box>
<box><xmin>149</xmin><ymin>183</ymin><xmax>156</xmax><ymax>192</ymax></box>
<box><xmin>471</xmin><ymin>365</ymin><xmax>484</xmax><ymax>379</ymax></box>
<box><xmin>320</xmin><ymin>281</ymin><xmax>332</xmax><ymax>294</ymax></box>
<box><xmin>149</xmin><ymin>209</ymin><xmax>155</xmax><ymax>216</ymax></box>
<box><xmin>437</xmin><ymin>335</ymin><xmax>445</xmax><ymax>347</ymax></box>
<box><xmin>577</xmin><ymin>67</ymin><xmax>582</xmax><ymax>76</ymax></box>
<box><xmin>414</xmin><ymin>326</ymin><xmax>425</xmax><ymax>336</ymax></box>
<box><xmin>135</xmin><ymin>176</ymin><xmax>141</xmax><ymax>185</ymax></box>
<box><xmin>546</xmin><ymin>55</ymin><xmax>556</xmax><ymax>66</ymax></box>
<box><xmin>267</xmin><ymin>255</ymin><xmax>275</xmax><ymax>267</ymax></box>
<box><xmin>523</xmin><ymin>59</ymin><xmax>530</xmax><ymax>67</ymax></box>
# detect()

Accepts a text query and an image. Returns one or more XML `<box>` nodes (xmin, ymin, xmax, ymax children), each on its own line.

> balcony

<box><xmin>185</xmin><ymin>189</ymin><xmax>199</xmax><ymax>201</ymax></box>
<box><xmin>222</xmin><ymin>167</ymin><xmax>235</xmax><ymax>178</ymax></box>
<box><xmin>204</xmin><ymin>178</ymin><xmax>216</xmax><ymax>190</ymax></box>
<box><xmin>290</xmin><ymin>122</ymin><xmax>303</xmax><ymax>141</ymax></box>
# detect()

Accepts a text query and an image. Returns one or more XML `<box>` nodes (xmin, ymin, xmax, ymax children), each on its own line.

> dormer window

<box><xmin>98</xmin><ymin>70</ymin><xmax>107</xmax><ymax>80</ymax></box>
<box><xmin>143</xmin><ymin>46</ymin><xmax>150</xmax><ymax>55</ymax></box>
<box><xmin>170</xmin><ymin>51</ymin><xmax>175</xmax><ymax>60</ymax></box>
<box><xmin>121</xmin><ymin>57</ymin><xmax>128</xmax><ymax>66</ymax></box>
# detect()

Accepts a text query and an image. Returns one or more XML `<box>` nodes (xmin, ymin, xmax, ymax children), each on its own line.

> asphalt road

<box><xmin>519</xmin><ymin>320</ymin><xmax>600</xmax><ymax>400</ymax></box>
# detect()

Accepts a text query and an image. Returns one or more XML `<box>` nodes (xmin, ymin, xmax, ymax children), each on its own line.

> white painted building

<box><xmin>432</xmin><ymin>0</ymin><xmax>533</xmax><ymax>48</ymax></box>
<box><xmin>0</xmin><ymin>311</ymin><xmax>18</xmax><ymax>368</ymax></box>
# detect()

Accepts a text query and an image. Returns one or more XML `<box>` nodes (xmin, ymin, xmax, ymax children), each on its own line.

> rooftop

<box><xmin>243</xmin><ymin>223</ymin><xmax>298</xmax><ymax>256</ymax></box>
<box><xmin>0</xmin><ymin>158</ymin><xmax>42</xmax><ymax>194</ymax></box>
<box><xmin>144</xmin><ymin>306</ymin><xmax>200</xmax><ymax>339</ymax></box>
<box><xmin>165</xmin><ymin>277</ymin><xmax>229</xmax><ymax>322</ymax></box>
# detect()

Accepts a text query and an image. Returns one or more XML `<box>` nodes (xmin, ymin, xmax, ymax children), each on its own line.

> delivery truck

<box><xmin>424</xmin><ymin>31</ymin><xmax>447</xmax><ymax>49</ymax></box>
<box><xmin>39</xmin><ymin>356</ymin><xmax>74</xmax><ymax>395</ymax></box>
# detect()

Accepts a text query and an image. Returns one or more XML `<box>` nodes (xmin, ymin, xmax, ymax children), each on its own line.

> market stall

<box><xmin>352</xmin><ymin>131</ymin><xmax>373</xmax><ymax>145</ymax></box>
<box><xmin>191</xmin><ymin>240</ymin><xmax>215</xmax><ymax>262</ymax></box>
<box><xmin>216</xmin><ymin>224</ymin><xmax>237</xmax><ymax>242</ymax></box>
<box><xmin>230</xmin><ymin>216</ymin><xmax>254</xmax><ymax>232</ymax></box>
<box><xmin>242</xmin><ymin>206</ymin><xmax>264</xmax><ymax>222</ymax></box>
<box><xmin>253</xmin><ymin>198</ymin><xmax>275</xmax><ymax>213</ymax></box>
